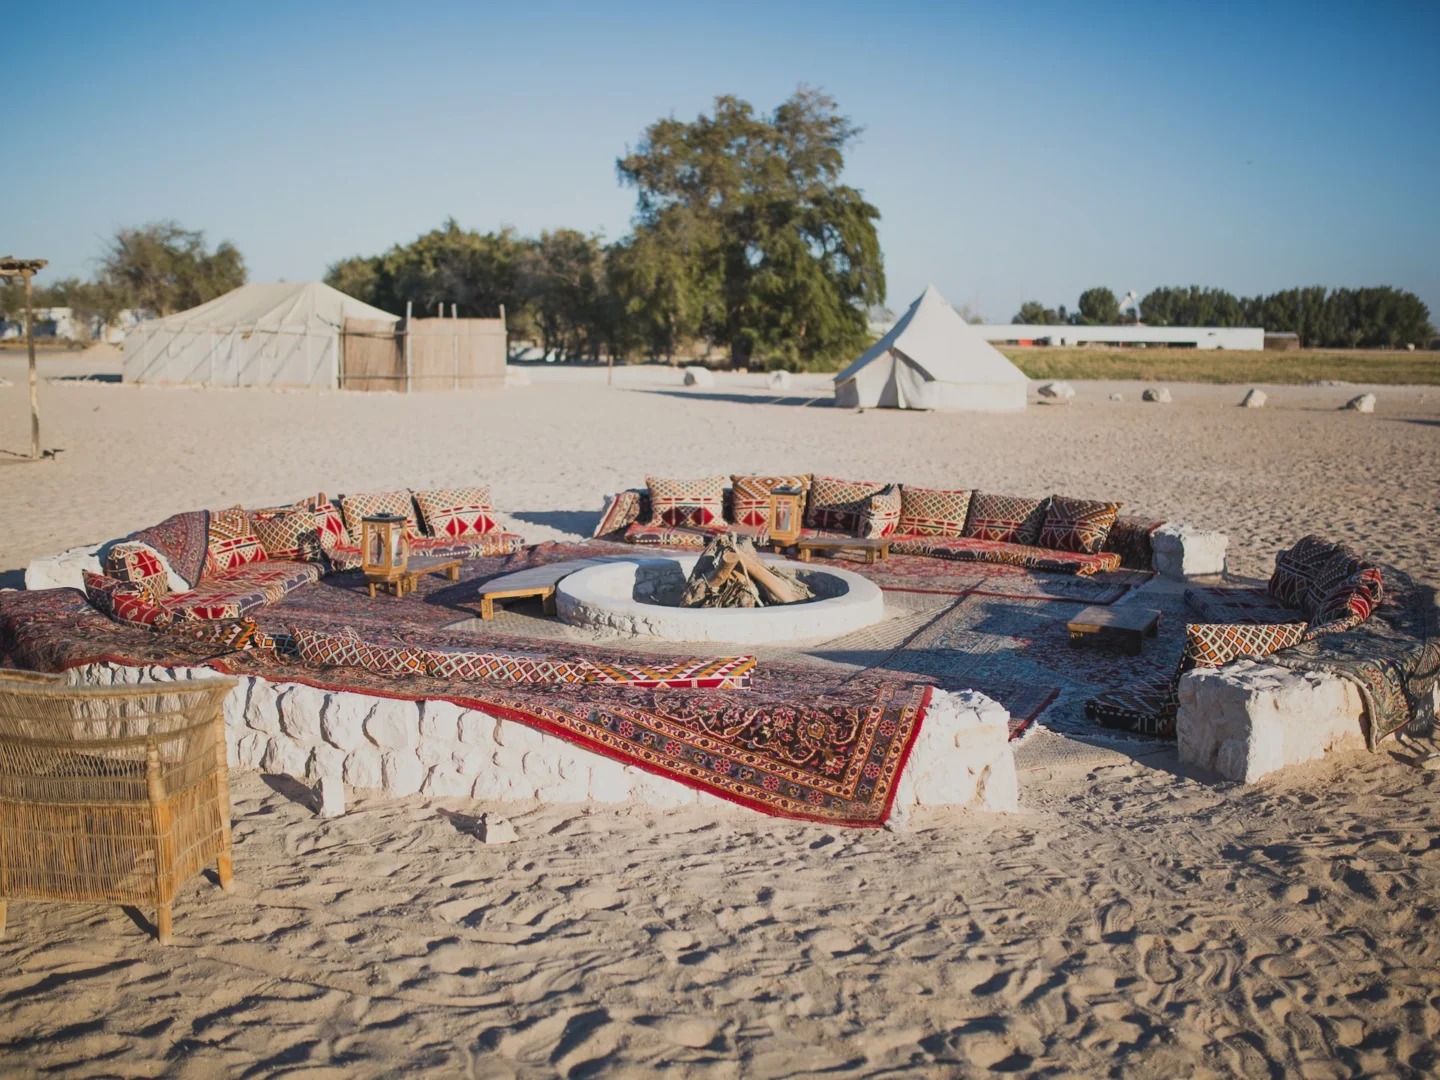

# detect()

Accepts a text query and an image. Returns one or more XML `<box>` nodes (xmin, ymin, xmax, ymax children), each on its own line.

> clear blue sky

<box><xmin>10</xmin><ymin>1</ymin><xmax>1439</xmax><ymax>322</ymax></box>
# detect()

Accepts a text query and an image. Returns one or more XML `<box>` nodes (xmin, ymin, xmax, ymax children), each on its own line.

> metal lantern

<box><xmin>766</xmin><ymin>485</ymin><xmax>804</xmax><ymax>547</ymax></box>
<box><xmin>361</xmin><ymin>513</ymin><xmax>410</xmax><ymax>582</ymax></box>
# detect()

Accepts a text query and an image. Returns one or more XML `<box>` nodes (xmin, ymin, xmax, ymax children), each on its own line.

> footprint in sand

<box><xmin>575</xmin><ymin>888</ymin><xmax>624</xmax><ymax>912</ymax></box>
<box><xmin>809</xmin><ymin>928</ymin><xmax>860</xmax><ymax>956</ymax></box>
<box><xmin>662</xmin><ymin>1017</ymin><xmax>721</xmax><ymax>1049</ymax></box>
<box><xmin>654</xmin><ymin>929</ymin><xmax>699</xmax><ymax>952</ymax></box>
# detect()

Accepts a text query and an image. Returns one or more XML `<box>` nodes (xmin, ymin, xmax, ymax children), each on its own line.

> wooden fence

<box><xmin>340</xmin><ymin>316</ymin><xmax>506</xmax><ymax>392</ymax></box>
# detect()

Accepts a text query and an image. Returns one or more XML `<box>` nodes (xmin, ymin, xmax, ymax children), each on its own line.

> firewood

<box><xmin>680</xmin><ymin>534</ymin><xmax>813</xmax><ymax>608</ymax></box>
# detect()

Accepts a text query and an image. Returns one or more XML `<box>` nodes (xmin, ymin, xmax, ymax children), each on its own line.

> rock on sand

<box><xmin>1142</xmin><ymin>387</ymin><xmax>1172</xmax><ymax>403</ymax></box>
<box><xmin>1241</xmin><ymin>389</ymin><xmax>1267</xmax><ymax>408</ymax></box>
<box><xmin>1343</xmin><ymin>393</ymin><xmax>1376</xmax><ymax>413</ymax></box>
<box><xmin>1037</xmin><ymin>381</ymin><xmax>1075</xmax><ymax>401</ymax></box>
<box><xmin>683</xmin><ymin>367</ymin><xmax>715</xmax><ymax>388</ymax></box>
<box><xmin>767</xmin><ymin>370</ymin><xmax>792</xmax><ymax>390</ymax></box>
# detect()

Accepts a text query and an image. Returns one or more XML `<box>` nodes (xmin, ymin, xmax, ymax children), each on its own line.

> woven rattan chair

<box><xmin>0</xmin><ymin>673</ymin><xmax>238</xmax><ymax>944</ymax></box>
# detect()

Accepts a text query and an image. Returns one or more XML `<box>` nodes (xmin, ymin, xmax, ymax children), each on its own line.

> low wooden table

<box><xmin>475</xmin><ymin>561</ymin><xmax>601</xmax><ymax>619</ymax></box>
<box><xmin>367</xmin><ymin>556</ymin><xmax>463</xmax><ymax>599</ymax></box>
<box><xmin>1067</xmin><ymin>605</ymin><xmax>1162</xmax><ymax>656</ymax></box>
<box><xmin>794</xmin><ymin>536</ymin><xmax>891</xmax><ymax>565</ymax></box>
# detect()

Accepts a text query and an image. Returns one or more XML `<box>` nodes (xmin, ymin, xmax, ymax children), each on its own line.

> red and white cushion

<box><xmin>805</xmin><ymin>476</ymin><xmax>889</xmax><ymax>534</ymax></box>
<box><xmin>898</xmin><ymin>486</ymin><xmax>972</xmax><ymax>537</ymax></box>
<box><xmin>962</xmin><ymin>493</ymin><xmax>1050</xmax><ymax>545</ymax></box>
<box><xmin>1037</xmin><ymin>495</ymin><xmax>1123</xmax><ymax>554</ymax></box>
<box><xmin>730</xmin><ymin>474</ymin><xmax>811</xmax><ymax>529</ymax></box>
<box><xmin>104</xmin><ymin>542</ymin><xmax>171</xmax><ymax>603</ymax></box>
<box><xmin>859</xmin><ymin>485</ymin><xmax>902</xmax><ymax>539</ymax></box>
<box><xmin>250</xmin><ymin>509</ymin><xmax>325</xmax><ymax>562</ymax></box>
<box><xmin>339</xmin><ymin>490</ymin><xmax>420</xmax><ymax>543</ymax></box>
<box><xmin>83</xmin><ymin>571</ymin><xmax>173</xmax><ymax>630</ymax></box>
<box><xmin>294</xmin><ymin>626</ymin><xmax>426</xmax><ymax>677</ymax></box>
<box><xmin>413</xmin><ymin>487</ymin><xmax>498</xmax><ymax>539</ymax></box>
<box><xmin>646</xmin><ymin>476</ymin><xmax>726</xmax><ymax>528</ymax></box>
<box><xmin>207</xmin><ymin>507</ymin><xmax>267</xmax><ymax>575</ymax></box>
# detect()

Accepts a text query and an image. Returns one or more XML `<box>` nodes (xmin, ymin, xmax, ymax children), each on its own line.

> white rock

<box><xmin>308</xmin><ymin>743</ymin><xmax>347</xmax><ymax>783</ymax></box>
<box><xmin>588</xmin><ymin>758</ymin><xmax>635</xmax><ymax>802</ymax></box>
<box><xmin>682</xmin><ymin>366</ymin><xmax>715</xmax><ymax>387</ymax></box>
<box><xmin>1177</xmin><ymin>661</ymin><xmax>1364</xmax><ymax>783</ymax></box>
<box><xmin>419</xmin><ymin>699</ymin><xmax>463</xmax><ymax>744</ymax></box>
<box><xmin>457</xmin><ymin>710</ymin><xmax>497</xmax><ymax>747</ymax></box>
<box><xmin>236</xmin><ymin>731</ymin><xmax>269</xmax><ymax>770</ymax></box>
<box><xmin>344</xmin><ymin>744</ymin><xmax>384</xmax><ymax>789</ymax></box>
<box><xmin>892</xmin><ymin>690</ymin><xmax>1018</xmax><ymax>812</ymax></box>
<box><xmin>278</xmin><ymin>684</ymin><xmax>326</xmax><ymax>744</ymax></box>
<box><xmin>1343</xmin><ymin>393</ymin><xmax>1376</xmax><ymax>413</ymax></box>
<box><xmin>381</xmin><ymin>750</ymin><xmax>425</xmax><ymax>796</ymax></box>
<box><xmin>1151</xmin><ymin>523</ymin><xmax>1229</xmax><ymax>579</ymax></box>
<box><xmin>422</xmin><ymin>766</ymin><xmax>472</xmax><ymax>797</ymax></box>
<box><xmin>243</xmin><ymin>680</ymin><xmax>282</xmax><ymax>734</ymax></box>
<box><xmin>767</xmin><ymin>370</ymin><xmax>792</xmax><ymax>390</ymax></box>
<box><xmin>365</xmin><ymin>698</ymin><xmax>420</xmax><ymax>749</ymax></box>
<box><xmin>1240</xmin><ymin>388</ymin><xmax>1267</xmax><ymax>408</ymax></box>
<box><xmin>1037</xmin><ymin>381</ymin><xmax>1076</xmax><ymax>400</ymax></box>
<box><xmin>321</xmin><ymin>692</ymin><xmax>372</xmax><ymax>750</ymax></box>
<box><xmin>222</xmin><ymin>677</ymin><xmax>252</xmax><ymax>734</ymax></box>
<box><xmin>1142</xmin><ymin>387</ymin><xmax>1172</xmax><ymax>403</ymax></box>
<box><xmin>1109</xmin><ymin>392</ymin><xmax>1123</xmax><ymax>402</ymax></box>
<box><xmin>315</xmin><ymin>776</ymin><xmax>346</xmax><ymax>817</ymax></box>
<box><xmin>261</xmin><ymin>734</ymin><xmax>310</xmax><ymax>778</ymax></box>
<box><xmin>480</xmin><ymin>815</ymin><xmax>519</xmax><ymax>844</ymax></box>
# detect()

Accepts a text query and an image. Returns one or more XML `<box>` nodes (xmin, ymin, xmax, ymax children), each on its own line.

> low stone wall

<box><xmin>66</xmin><ymin>663</ymin><xmax>1018</xmax><ymax>815</ymax></box>
<box><xmin>1151</xmin><ymin>525</ymin><xmax>1228</xmax><ymax>580</ymax></box>
<box><xmin>1176</xmin><ymin>660</ymin><xmax>1365</xmax><ymax>783</ymax></box>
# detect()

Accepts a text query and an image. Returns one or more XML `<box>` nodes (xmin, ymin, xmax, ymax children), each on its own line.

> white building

<box><xmin>977</xmin><ymin>324</ymin><xmax>1264</xmax><ymax>350</ymax></box>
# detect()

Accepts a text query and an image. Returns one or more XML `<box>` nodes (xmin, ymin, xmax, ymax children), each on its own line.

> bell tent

<box><xmin>833</xmin><ymin>285</ymin><xmax>1028</xmax><ymax>411</ymax></box>
<box><xmin>123</xmin><ymin>281</ymin><xmax>399</xmax><ymax>389</ymax></box>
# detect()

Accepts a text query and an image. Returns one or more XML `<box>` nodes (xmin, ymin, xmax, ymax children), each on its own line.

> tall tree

<box><xmin>1075</xmin><ymin>287</ymin><xmax>1120</xmax><ymax>325</ymax></box>
<box><xmin>99</xmin><ymin>222</ymin><xmax>245</xmax><ymax>316</ymax></box>
<box><xmin>617</xmin><ymin>88</ymin><xmax>884</xmax><ymax>370</ymax></box>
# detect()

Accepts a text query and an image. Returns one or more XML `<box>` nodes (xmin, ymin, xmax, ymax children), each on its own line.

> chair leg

<box><xmin>156</xmin><ymin>904</ymin><xmax>173</xmax><ymax>946</ymax></box>
<box><xmin>217</xmin><ymin>852</ymin><xmax>234</xmax><ymax>893</ymax></box>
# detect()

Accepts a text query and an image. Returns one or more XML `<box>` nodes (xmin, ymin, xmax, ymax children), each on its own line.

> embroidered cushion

<box><xmin>962</xmin><ymin>493</ymin><xmax>1050</xmax><ymax>545</ymax></box>
<box><xmin>646</xmin><ymin>476</ymin><xmax>726</xmax><ymax>528</ymax></box>
<box><xmin>1307</xmin><ymin>566</ymin><xmax>1384</xmax><ymax>637</ymax></box>
<box><xmin>805</xmin><ymin>475</ymin><xmax>889</xmax><ymax>534</ymax></box>
<box><xmin>1037</xmin><ymin>495</ymin><xmax>1124</xmax><ymax>554</ymax></box>
<box><xmin>339</xmin><ymin>490</ymin><xmax>420</xmax><ymax>543</ymax></box>
<box><xmin>293</xmin><ymin>626</ymin><xmax>426</xmax><ymax>677</ymax></box>
<box><xmin>730</xmin><ymin>474</ymin><xmax>811</xmax><ymax>529</ymax></box>
<box><xmin>104</xmin><ymin>542</ymin><xmax>171</xmax><ymax>603</ymax></box>
<box><xmin>83</xmin><ymin>571</ymin><xmax>173</xmax><ymax>630</ymax></box>
<box><xmin>425</xmin><ymin>649</ymin><xmax>590</xmax><ymax>683</ymax></box>
<box><xmin>1183</xmin><ymin>621</ymin><xmax>1309</xmax><ymax>669</ymax></box>
<box><xmin>306</xmin><ymin>498</ymin><xmax>349</xmax><ymax>562</ymax></box>
<box><xmin>127</xmin><ymin>510</ymin><xmax>210</xmax><ymax>588</ymax></box>
<box><xmin>1268</xmin><ymin>535</ymin><xmax>1351</xmax><ymax>612</ymax></box>
<box><xmin>593</xmin><ymin>489</ymin><xmax>646</xmax><ymax>538</ymax></box>
<box><xmin>159</xmin><ymin>617</ymin><xmax>260</xmax><ymax>652</ymax></box>
<box><xmin>251</xmin><ymin>510</ymin><xmax>325</xmax><ymax>563</ymax></box>
<box><xmin>206</xmin><ymin>507</ymin><xmax>268</xmax><ymax>575</ymax></box>
<box><xmin>859</xmin><ymin>485</ymin><xmax>902</xmax><ymax>539</ymax></box>
<box><xmin>898</xmin><ymin>486</ymin><xmax>972</xmax><ymax>537</ymax></box>
<box><xmin>414</xmin><ymin>487</ymin><xmax>498</xmax><ymax>539</ymax></box>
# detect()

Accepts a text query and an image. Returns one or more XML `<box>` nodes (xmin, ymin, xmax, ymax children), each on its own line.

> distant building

<box><xmin>977</xmin><ymin>324</ymin><xmax>1265</xmax><ymax>351</ymax></box>
<box><xmin>1264</xmin><ymin>332</ymin><xmax>1301</xmax><ymax>351</ymax></box>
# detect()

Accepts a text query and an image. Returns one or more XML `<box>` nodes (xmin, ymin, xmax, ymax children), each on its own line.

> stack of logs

<box><xmin>681</xmin><ymin>535</ymin><xmax>814</xmax><ymax>608</ymax></box>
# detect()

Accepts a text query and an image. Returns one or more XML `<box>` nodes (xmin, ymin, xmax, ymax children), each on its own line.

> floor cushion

<box><xmin>126</xmin><ymin>510</ymin><xmax>210</xmax><ymax>589</ymax></box>
<box><xmin>962</xmin><ymin>493</ymin><xmax>1050</xmax><ymax>545</ymax></box>
<box><xmin>250</xmin><ymin>509</ymin><xmax>326</xmax><ymax>563</ymax></box>
<box><xmin>414</xmin><ymin>487</ymin><xmax>499</xmax><ymax>539</ymax></box>
<box><xmin>1307</xmin><ymin>566</ymin><xmax>1384</xmax><ymax>637</ymax></box>
<box><xmin>898</xmin><ymin>486</ymin><xmax>972</xmax><ymax>537</ymax></box>
<box><xmin>1183</xmin><ymin>621</ymin><xmax>1309</xmax><ymax>668</ymax></box>
<box><xmin>163</xmin><ymin>561</ymin><xmax>322</xmax><ymax>621</ymax></box>
<box><xmin>207</xmin><ymin>507</ymin><xmax>268</xmax><ymax>576</ymax></box>
<box><xmin>294</xmin><ymin>627</ymin><xmax>426</xmax><ymax>677</ymax></box>
<box><xmin>1184</xmin><ymin>586</ymin><xmax>1299</xmax><ymax>625</ymax></box>
<box><xmin>806</xmin><ymin>476</ymin><xmax>888</xmax><ymax>534</ymax></box>
<box><xmin>623</xmin><ymin>522</ymin><xmax>732</xmax><ymax>548</ymax></box>
<box><xmin>730</xmin><ymin>474</ymin><xmax>811</xmax><ymax>529</ymax></box>
<box><xmin>340</xmin><ymin>490</ymin><xmax>421</xmax><ymax>543</ymax></box>
<box><xmin>104</xmin><ymin>542</ymin><xmax>171</xmax><ymax>604</ymax></box>
<box><xmin>83</xmin><ymin>571</ymin><xmax>173</xmax><ymax>630</ymax></box>
<box><xmin>1037</xmin><ymin>495</ymin><xmax>1123</xmax><ymax>554</ymax></box>
<box><xmin>646</xmin><ymin>476</ymin><xmax>726</xmax><ymax>528</ymax></box>
<box><xmin>1085</xmin><ymin>675</ymin><xmax>1178</xmax><ymax>738</ymax></box>
<box><xmin>888</xmin><ymin>534</ymin><xmax>1122</xmax><ymax>576</ymax></box>
<box><xmin>859</xmin><ymin>485</ymin><xmax>902</xmax><ymax>539</ymax></box>
<box><xmin>593</xmin><ymin>489</ymin><xmax>647</xmax><ymax>539</ymax></box>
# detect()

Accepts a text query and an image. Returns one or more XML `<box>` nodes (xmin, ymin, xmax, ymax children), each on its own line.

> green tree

<box><xmin>1075</xmin><ymin>287</ymin><xmax>1120</xmax><ymax>325</ymax></box>
<box><xmin>617</xmin><ymin>87</ymin><xmax>885</xmax><ymax>370</ymax></box>
<box><xmin>99</xmin><ymin>221</ymin><xmax>245</xmax><ymax>316</ymax></box>
<box><xmin>1012</xmin><ymin>300</ymin><xmax>1061</xmax><ymax>324</ymax></box>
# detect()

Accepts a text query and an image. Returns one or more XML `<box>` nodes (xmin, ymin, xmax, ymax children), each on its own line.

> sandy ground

<box><xmin>2</xmin><ymin>354</ymin><xmax>1439</xmax><ymax>1076</ymax></box>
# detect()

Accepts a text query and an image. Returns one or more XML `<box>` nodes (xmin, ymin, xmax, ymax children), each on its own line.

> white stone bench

<box><xmin>1150</xmin><ymin>524</ymin><xmax>1229</xmax><ymax>580</ymax></box>
<box><xmin>63</xmin><ymin>663</ymin><xmax>1018</xmax><ymax>816</ymax></box>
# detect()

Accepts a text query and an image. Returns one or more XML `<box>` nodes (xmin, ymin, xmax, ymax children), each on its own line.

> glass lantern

<box><xmin>766</xmin><ymin>485</ymin><xmax>804</xmax><ymax>547</ymax></box>
<box><xmin>361</xmin><ymin>513</ymin><xmax>410</xmax><ymax>580</ymax></box>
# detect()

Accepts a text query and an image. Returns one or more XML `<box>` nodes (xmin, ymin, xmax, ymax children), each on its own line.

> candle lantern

<box><xmin>361</xmin><ymin>513</ymin><xmax>410</xmax><ymax>595</ymax></box>
<box><xmin>766</xmin><ymin>485</ymin><xmax>804</xmax><ymax>548</ymax></box>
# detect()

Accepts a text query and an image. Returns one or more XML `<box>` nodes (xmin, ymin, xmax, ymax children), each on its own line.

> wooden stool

<box><xmin>1067</xmin><ymin>605</ymin><xmax>1162</xmax><ymax>656</ymax></box>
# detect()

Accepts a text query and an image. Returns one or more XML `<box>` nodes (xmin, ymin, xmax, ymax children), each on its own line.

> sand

<box><xmin>2</xmin><ymin>354</ymin><xmax>1438</xmax><ymax>1075</ymax></box>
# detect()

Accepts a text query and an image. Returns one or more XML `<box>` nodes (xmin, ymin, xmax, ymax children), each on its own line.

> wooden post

<box><xmin>452</xmin><ymin>302</ymin><xmax>459</xmax><ymax>390</ymax></box>
<box><xmin>213</xmin><ymin>709</ymin><xmax>235</xmax><ymax>893</ymax></box>
<box><xmin>146</xmin><ymin>738</ymin><xmax>175</xmax><ymax>945</ymax></box>
<box><xmin>403</xmin><ymin>300</ymin><xmax>413</xmax><ymax>394</ymax></box>
<box><xmin>24</xmin><ymin>270</ymin><xmax>38</xmax><ymax>459</ymax></box>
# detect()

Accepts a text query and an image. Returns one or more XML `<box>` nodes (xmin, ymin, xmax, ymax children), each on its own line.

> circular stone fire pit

<box><xmin>555</xmin><ymin>556</ymin><xmax>884</xmax><ymax>644</ymax></box>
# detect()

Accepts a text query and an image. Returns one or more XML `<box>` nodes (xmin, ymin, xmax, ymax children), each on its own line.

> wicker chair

<box><xmin>0</xmin><ymin>672</ymin><xmax>238</xmax><ymax>944</ymax></box>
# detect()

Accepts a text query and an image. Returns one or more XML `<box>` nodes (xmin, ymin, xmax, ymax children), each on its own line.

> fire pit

<box><xmin>554</xmin><ymin>555</ymin><xmax>884</xmax><ymax>644</ymax></box>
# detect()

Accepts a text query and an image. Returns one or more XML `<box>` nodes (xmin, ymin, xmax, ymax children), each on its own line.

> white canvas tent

<box><xmin>834</xmin><ymin>285</ymin><xmax>1028</xmax><ymax>411</ymax></box>
<box><xmin>123</xmin><ymin>282</ymin><xmax>399</xmax><ymax>388</ymax></box>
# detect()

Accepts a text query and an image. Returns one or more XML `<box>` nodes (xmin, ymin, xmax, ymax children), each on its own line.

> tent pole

<box><xmin>404</xmin><ymin>300</ymin><xmax>413</xmax><ymax>394</ymax></box>
<box><xmin>24</xmin><ymin>270</ymin><xmax>39</xmax><ymax>459</ymax></box>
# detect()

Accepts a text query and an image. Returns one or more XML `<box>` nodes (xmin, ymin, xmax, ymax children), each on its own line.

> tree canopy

<box><xmin>99</xmin><ymin>222</ymin><xmax>246</xmax><ymax>317</ymax></box>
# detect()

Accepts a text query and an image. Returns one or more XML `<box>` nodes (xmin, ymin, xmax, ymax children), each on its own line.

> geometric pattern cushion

<box><xmin>424</xmin><ymin>649</ymin><xmax>592</xmax><ymax>684</ymax></box>
<box><xmin>103</xmin><ymin>542</ymin><xmax>171</xmax><ymax>603</ymax></box>
<box><xmin>805</xmin><ymin>476</ymin><xmax>889</xmax><ymax>534</ymax></box>
<box><xmin>310</xmin><ymin>499</ymin><xmax>349</xmax><ymax>561</ymax></box>
<box><xmin>1183</xmin><ymin>621</ymin><xmax>1309</xmax><ymax>669</ymax></box>
<box><xmin>898</xmin><ymin>486</ymin><xmax>972</xmax><ymax>537</ymax></box>
<box><xmin>858</xmin><ymin>485</ymin><xmax>902</xmax><ymax>539</ymax></box>
<box><xmin>251</xmin><ymin>510</ymin><xmax>325</xmax><ymax>563</ymax></box>
<box><xmin>1183</xmin><ymin>586</ymin><xmax>1299</xmax><ymax>625</ymax></box>
<box><xmin>1085</xmin><ymin>674</ymin><xmax>1180</xmax><ymax>738</ymax></box>
<box><xmin>162</xmin><ymin>561</ymin><xmax>322</xmax><ymax>621</ymax></box>
<box><xmin>293</xmin><ymin>626</ymin><xmax>426</xmax><ymax>677</ymax></box>
<box><xmin>1268</xmin><ymin>535</ymin><xmax>1353</xmax><ymax>614</ymax></box>
<box><xmin>962</xmin><ymin>492</ymin><xmax>1050</xmax><ymax>545</ymax></box>
<box><xmin>413</xmin><ymin>487</ymin><xmax>498</xmax><ymax>539</ymax></box>
<box><xmin>593</xmin><ymin>489</ymin><xmax>646</xmax><ymax>538</ymax></box>
<box><xmin>82</xmin><ymin>570</ymin><xmax>173</xmax><ymax>630</ymax></box>
<box><xmin>581</xmin><ymin>656</ymin><xmax>756</xmax><ymax>689</ymax></box>
<box><xmin>127</xmin><ymin>509</ymin><xmax>211</xmax><ymax>588</ymax></box>
<box><xmin>1307</xmin><ymin>566</ymin><xmax>1384</xmax><ymax>638</ymax></box>
<box><xmin>1037</xmin><ymin>495</ymin><xmax>1123</xmax><ymax>554</ymax></box>
<box><xmin>622</xmin><ymin>522</ymin><xmax>732</xmax><ymax>548</ymax></box>
<box><xmin>730</xmin><ymin>474</ymin><xmax>811</xmax><ymax>529</ymax></box>
<box><xmin>206</xmin><ymin>506</ymin><xmax>267</xmax><ymax>575</ymax></box>
<box><xmin>157</xmin><ymin>617</ymin><xmax>260</xmax><ymax>652</ymax></box>
<box><xmin>646</xmin><ymin>476</ymin><xmax>725</xmax><ymax>528</ymax></box>
<box><xmin>887</xmin><ymin>534</ymin><xmax>1122</xmax><ymax>576</ymax></box>
<box><xmin>339</xmin><ymin>490</ymin><xmax>420</xmax><ymax>543</ymax></box>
